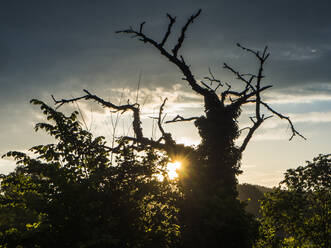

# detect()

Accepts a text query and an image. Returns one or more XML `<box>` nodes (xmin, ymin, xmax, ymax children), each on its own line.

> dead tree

<box><xmin>52</xmin><ymin>9</ymin><xmax>305</xmax><ymax>248</ymax></box>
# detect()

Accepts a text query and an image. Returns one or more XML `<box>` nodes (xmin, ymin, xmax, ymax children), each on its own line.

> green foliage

<box><xmin>255</xmin><ymin>154</ymin><xmax>331</xmax><ymax>248</ymax></box>
<box><xmin>0</xmin><ymin>100</ymin><xmax>180</xmax><ymax>248</ymax></box>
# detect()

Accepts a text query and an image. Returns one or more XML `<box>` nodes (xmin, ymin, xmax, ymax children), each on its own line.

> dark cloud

<box><xmin>1</xmin><ymin>0</ymin><xmax>331</xmax><ymax>100</ymax></box>
<box><xmin>1</xmin><ymin>0</ymin><xmax>331</xmax><ymax>153</ymax></box>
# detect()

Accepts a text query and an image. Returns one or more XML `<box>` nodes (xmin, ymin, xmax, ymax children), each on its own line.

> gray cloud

<box><xmin>1</xmin><ymin>0</ymin><xmax>331</xmax><ymax>100</ymax></box>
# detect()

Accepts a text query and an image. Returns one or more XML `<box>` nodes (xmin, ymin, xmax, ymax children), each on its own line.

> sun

<box><xmin>155</xmin><ymin>160</ymin><xmax>182</xmax><ymax>181</ymax></box>
<box><xmin>167</xmin><ymin>161</ymin><xmax>182</xmax><ymax>180</ymax></box>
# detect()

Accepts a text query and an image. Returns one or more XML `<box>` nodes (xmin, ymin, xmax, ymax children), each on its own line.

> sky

<box><xmin>1</xmin><ymin>0</ymin><xmax>331</xmax><ymax>187</ymax></box>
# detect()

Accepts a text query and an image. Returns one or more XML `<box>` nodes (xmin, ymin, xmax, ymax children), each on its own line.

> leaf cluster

<box><xmin>255</xmin><ymin>154</ymin><xmax>331</xmax><ymax>248</ymax></box>
<box><xmin>0</xmin><ymin>100</ymin><xmax>180</xmax><ymax>248</ymax></box>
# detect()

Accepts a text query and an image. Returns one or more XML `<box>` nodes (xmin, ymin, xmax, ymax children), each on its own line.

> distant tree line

<box><xmin>237</xmin><ymin>184</ymin><xmax>272</xmax><ymax>218</ymax></box>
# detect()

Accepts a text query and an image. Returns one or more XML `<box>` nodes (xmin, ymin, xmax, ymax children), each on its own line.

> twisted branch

<box><xmin>165</xmin><ymin>115</ymin><xmax>200</xmax><ymax>124</ymax></box>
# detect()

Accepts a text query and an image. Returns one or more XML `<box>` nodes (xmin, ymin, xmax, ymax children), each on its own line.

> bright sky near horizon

<box><xmin>1</xmin><ymin>0</ymin><xmax>331</xmax><ymax>187</ymax></box>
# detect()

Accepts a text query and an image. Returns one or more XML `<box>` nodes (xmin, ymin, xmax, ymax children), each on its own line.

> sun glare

<box><xmin>167</xmin><ymin>161</ymin><xmax>181</xmax><ymax>180</ymax></box>
<box><xmin>156</xmin><ymin>160</ymin><xmax>182</xmax><ymax>181</ymax></box>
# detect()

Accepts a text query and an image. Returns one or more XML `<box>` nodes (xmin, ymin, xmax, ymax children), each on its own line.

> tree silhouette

<box><xmin>51</xmin><ymin>10</ymin><xmax>304</xmax><ymax>248</ymax></box>
<box><xmin>0</xmin><ymin>100</ymin><xmax>180</xmax><ymax>247</ymax></box>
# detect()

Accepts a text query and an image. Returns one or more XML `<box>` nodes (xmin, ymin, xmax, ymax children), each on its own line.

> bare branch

<box><xmin>51</xmin><ymin>94</ymin><xmax>86</xmax><ymax>109</ymax></box>
<box><xmin>244</xmin><ymin>98</ymin><xmax>306</xmax><ymax>141</ymax></box>
<box><xmin>147</xmin><ymin>99</ymin><xmax>177</xmax><ymax>146</ymax></box>
<box><xmin>240</xmin><ymin>114</ymin><xmax>273</xmax><ymax>152</ymax></box>
<box><xmin>260</xmin><ymin>101</ymin><xmax>306</xmax><ymax>140</ymax></box>
<box><xmin>238</xmin><ymin>126</ymin><xmax>251</xmax><ymax>134</ymax></box>
<box><xmin>157</xmin><ymin>98</ymin><xmax>175</xmax><ymax>145</ymax></box>
<box><xmin>116</xmin><ymin>10</ymin><xmax>211</xmax><ymax>98</ymax></box>
<box><xmin>52</xmin><ymin>89</ymin><xmax>143</xmax><ymax>140</ymax></box>
<box><xmin>236</xmin><ymin>43</ymin><xmax>259</xmax><ymax>57</ymax></box>
<box><xmin>223</xmin><ymin>63</ymin><xmax>256</xmax><ymax>92</ymax></box>
<box><xmin>220</xmin><ymin>83</ymin><xmax>232</xmax><ymax>103</ymax></box>
<box><xmin>165</xmin><ymin>115</ymin><xmax>200</xmax><ymax>124</ymax></box>
<box><xmin>236</xmin><ymin>43</ymin><xmax>270</xmax><ymax>62</ymax></box>
<box><xmin>204</xmin><ymin>68</ymin><xmax>222</xmax><ymax>86</ymax></box>
<box><xmin>239</xmin><ymin>117</ymin><xmax>263</xmax><ymax>152</ymax></box>
<box><xmin>236</xmin><ymin>45</ymin><xmax>293</xmax><ymax>151</ymax></box>
<box><xmin>230</xmin><ymin>85</ymin><xmax>272</xmax><ymax>107</ymax></box>
<box><xmin>160</xmin><ymin>14</ymin><xmax>176</xmax><ymax>47</ymax></box>
<box><xmin>139</xmin><ymin>21</ymin><xmax>146</xmax><ymax>33</ymax></box>
<box><xmin>172</xmin><ymin>9</ymin><xmax>201</xmax><ymax>57</ymax></box>
<box><xmin>200</xmin><ymin>80</ymin><xmax>214</xmax><ymax>91</ymax></box>
<box><xmin>202</xmin><ymin>68</ymin><xmax>224</xmax><ymax>93</ymax></box>
<box><xmin>52</xmin><ymin>91</ymin><xmax>191</xmax><ymax>156</ymax></box>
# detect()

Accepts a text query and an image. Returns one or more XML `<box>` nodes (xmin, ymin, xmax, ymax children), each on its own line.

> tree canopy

<box><xmin>0</xmin><ymin>100</ymin><xmax>180</xmax><ymax>247</ymax></box>
<box><xmin>256</xmin><ymin>154</ymin><xmax>331</xmax><ymax>248</ymax></box>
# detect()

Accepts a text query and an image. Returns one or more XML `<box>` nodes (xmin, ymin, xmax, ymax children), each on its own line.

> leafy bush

<box><xmin>255</xmin><ymin>154</ymin><xmax>331</xmax><ymax>248</ymax></box>
<box><xmin>0</xmin><ymin>100</ymin><xmax>180</xmax><ymax>248</ymax></box>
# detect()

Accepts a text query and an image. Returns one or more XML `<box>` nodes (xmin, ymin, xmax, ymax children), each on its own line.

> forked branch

<box><xmin>229</xmin><ymin>45</ymin><xmax>305</xmax><ymax>151</ymax></box>
<box><xmin>260</xmin><ymin>101</ymin><xmax>306</xmax><ymax>140</ymax></box>
<box><xmin>240</xmin><ymin>98</ymin><xmax>306</xmax><ymax>152</ymax></box>
<box><xmin>116</xmin><ymin>9</ymin><xmax>215</xmax><ymax>99</ymax></box>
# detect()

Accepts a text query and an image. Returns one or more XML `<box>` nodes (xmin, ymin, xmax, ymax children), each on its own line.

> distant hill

<box><xmin>237</xmin><ymin>183</ymin><xmax>273</xmax><ymax>217</ymax></box>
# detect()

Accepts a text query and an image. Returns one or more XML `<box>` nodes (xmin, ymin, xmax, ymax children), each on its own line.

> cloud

<box><xmin>291</xmin><ymin>111</ymin><xmax>331</xmax><ymax>123</ymax></box>
<box><xmin>256</xmin><ymin>83</ymin><xmax>331</xmax><ymax>106</ymax></box>
<box><xmin>0</xmin><ymin>148</ymin><xmax>37</xmax><ymax>175</ymax></box>
<box><xmin>2</xmin><ymin>0</ymin><xmax>331</xmax><ymax>105</ymax></box>
<box><xmin>0</xmin><ymin>159</ymin><xmax>16</xmax><ymax>175</ymax></box>
<box><xmin>258</xmin><ymin>111</ymin><xmax>331</xmax><ymax>130</ymax></box>
<box><xmin>238</xmin><ymin>169</ymin><xmax>284</xmax><ymax>187</ymax></box>
<box><xmin>265</xmin><ymin>91</ymin><xmax>331</xmax><ymax>105</ymax></box>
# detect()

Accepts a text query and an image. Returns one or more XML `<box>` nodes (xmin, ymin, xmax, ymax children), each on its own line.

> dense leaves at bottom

<box><xmin>255</xmin><ymin>154</ymin><xmax>331</xmax><ymax>248</ymax></box>
<box><xmin>0</xmin><ymin>100</ymin><xmax>180</xmax><ymax>248</ymax></box>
